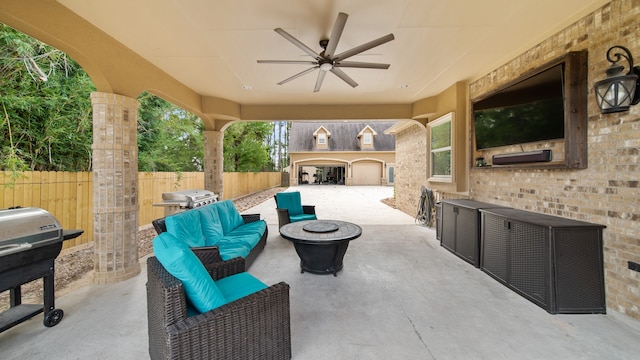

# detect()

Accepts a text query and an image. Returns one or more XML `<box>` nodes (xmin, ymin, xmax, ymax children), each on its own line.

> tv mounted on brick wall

<box><xmin>473</xmin><ymin>64</ymin><xmax>565</xmax><ymax>151</ymax></box>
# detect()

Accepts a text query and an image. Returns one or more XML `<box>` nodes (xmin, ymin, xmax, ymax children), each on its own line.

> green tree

<box><xmin>137</xmin><ymin>92</ymin><xmax>204</xmax><ymax>172</ymax></box>
<box><xmin>223</xmin><ymin>122</ymin><xmax>273</xmax><ymax>172</ymax></box>
<box><xmin>0</xmin><ymin>25</ymin><xmax>281</xmax><ymax>175</ymax></box>
<box><xmin>0</xmin><ymin>24</ymin><xmax>95</xmax><ymax>171</ymax></box>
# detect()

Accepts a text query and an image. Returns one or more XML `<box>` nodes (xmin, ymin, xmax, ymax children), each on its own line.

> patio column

<box><xmin>204</xmin><ymin>130</ymin><xmax>224</xmax><ymax>199</ymax></box>
<box><xmin>90</xmin><ymin>92</ymin><xmax>140</xmax><ymax>284</ymax></box>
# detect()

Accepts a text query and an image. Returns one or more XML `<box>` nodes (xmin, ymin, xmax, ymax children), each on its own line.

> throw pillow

<box><xmin>165</xmin><ymin>209</ymin><xmax>206</xmax><ymax>247</ymax></box>
<box><xmin>153</xmin><ymin>232</ymin><xmax>227</xmax><ymax>313</ymax></box>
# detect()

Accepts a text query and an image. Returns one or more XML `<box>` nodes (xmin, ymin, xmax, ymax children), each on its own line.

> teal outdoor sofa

<box><xmin>152</xmin><ymin>200</ymin><xmax>267</xmax><ymax>269</ymax></box>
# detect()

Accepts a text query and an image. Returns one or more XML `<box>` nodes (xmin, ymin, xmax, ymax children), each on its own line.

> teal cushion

<box><xmin>215</xmin><ymin>272</ymin><xmax>268</xmax><ymax>303</ymax></box>
<box><xmin>197</xmin><ymin>204</ymin><xmax>225</xmax><ymax>246</ymax></box>
<box><xmin>276</xmin><ymin>192</ymin><xmax>303</xmax><ymax>216</ymax></box>
<box><xmin>290</xmin><ymin>213</ymin><xmax>318</xmax><ymax>222</ymax></box>
<box><xmin>222</xmin><ymin>233</ymin><xmax>262</xmax><ymax>248</ymax></box>
<box><xmin>164</xmin><ymin>210</ymin><xmax>206</xmax><ymax>247</ymax></box>
<box><xmin>217</xmin><ymin>241</ymin><xmax>252</xmax><ymax>260</ymax></box>
<box><xmin>152</xmin><ymin>232</ymin><xmax>227</xmax><ymax>314</ymax></box>
<box><xmin>214</xmin><ymin>200</ymin><xmax>245</xmax><ymax>234</ymax></box>
<box><xmin>226</xmin><ymin>220</ymin><xmax>267</xmax><ymax>238</ymax></box>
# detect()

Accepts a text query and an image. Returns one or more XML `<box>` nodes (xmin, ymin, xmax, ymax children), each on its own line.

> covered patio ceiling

<box><xmin>0</xmin><ymin>0</ymin><xmax>608</xmax><ymax>124</ymax></box>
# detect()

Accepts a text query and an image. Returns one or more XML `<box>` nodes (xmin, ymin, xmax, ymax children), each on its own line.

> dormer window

<box><xmin>363</xmin><ymin>132</ymin><xmax>372</xmax><ymax>145</ymax></box>
<box><xmin>313</xmin><ymin>126</ymin><xmax>331</xmax><ymax>149</ymax></box>
<box><xmin>318</xmin><ymin>132</ymin><xmax>327</xmax><ymax>144</ymax></box>
<box><xmin>357</xmin><ymin>125</ymin><xmax>377</xmax><ymax>149</ymax></box>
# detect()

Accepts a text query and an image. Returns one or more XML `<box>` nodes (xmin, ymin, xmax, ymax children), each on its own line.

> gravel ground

<box><xmin>0</xmin><ymin>187</ymin><xmax>287</xmax><ymax>311</ymax></box>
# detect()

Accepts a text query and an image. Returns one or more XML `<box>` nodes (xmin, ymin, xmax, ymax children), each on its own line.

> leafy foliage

<box><xmin>0</xmin><ymin>24</ymin><xmax>95</xmax><ymax>171</ymax></box>
<box><xmin>137</xmin><ymin>92</ymin><xmax>205</xmax><ymax>172</ymax></box>
<box><xmin>0</xmin><ymin>25</ymin><xmax>283</xmax><ymax>174</ymax></box>
<box><xmin>223</xmin><ymin>122</ymin><xmax>274</xmax><ymax>172</ymax></box>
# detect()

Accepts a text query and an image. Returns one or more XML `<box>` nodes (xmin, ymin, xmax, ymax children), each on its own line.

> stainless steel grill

<box><xmin>0</xmin><ymin>207</ymin><xmax>83</xmax><ymax>332</ymax></box>
<box><xmin>154</xmin><ymin>189</ymin><xmax>218</xmax><ymax>216</ymax></box>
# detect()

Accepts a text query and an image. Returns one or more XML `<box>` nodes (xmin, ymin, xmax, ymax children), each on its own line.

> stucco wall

<box><xmin>396</xmin><ymin>0</ymin><xmax>640</xmax><ymax>321</ymax></box>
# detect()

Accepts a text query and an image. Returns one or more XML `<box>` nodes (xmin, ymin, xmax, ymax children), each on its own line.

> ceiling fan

<box><xmin>257</xmin><ymin>12</ymin><xmax>394</xmax><ymax>92</ymax></box>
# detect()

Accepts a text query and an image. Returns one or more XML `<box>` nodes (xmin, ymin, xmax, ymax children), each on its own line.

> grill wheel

<box><xmin>44</xmin><ymin>309</ymin><xmax>64</xmax><ymax>327</ymax></box>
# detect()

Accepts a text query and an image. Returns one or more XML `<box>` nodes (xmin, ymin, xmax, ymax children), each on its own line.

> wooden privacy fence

<box><xmin>1</xmin><ymin>171</ymin><xmax>283</xmax><ymax>250</ymax></box>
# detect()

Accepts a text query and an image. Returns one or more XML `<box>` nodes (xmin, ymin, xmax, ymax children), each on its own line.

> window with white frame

<box><xmin>363</xmin><ymin>132</ymin><xmax>372</xmax><ymax>144</ymax></box>
<box><xmin>317</xmin><ymin>132</ymin><xmax>327</xmax><ymax>145</ymax></box>
<box><xmin>428</xmin><ymin>112</ymin><xmax>453</xmax><ymax>181</ymax></box>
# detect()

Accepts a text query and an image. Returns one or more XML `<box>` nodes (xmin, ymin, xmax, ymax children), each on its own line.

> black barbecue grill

<box><xmin>0</xmin><ymin>207</ymin><xmax>83</xmax><ymax>332</ymax></box>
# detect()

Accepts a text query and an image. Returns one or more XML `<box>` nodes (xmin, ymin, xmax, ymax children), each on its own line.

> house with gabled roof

<box><xmin>288</xmin><ymin>121</ymin><xmax>397</xmax><ymax>186</ymax></box>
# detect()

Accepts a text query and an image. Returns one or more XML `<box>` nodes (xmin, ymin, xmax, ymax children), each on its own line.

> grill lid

<box><xmin>158</xmin><ymin>189</ymin><xmax>218</xmax><ymax>208</ymax></box>
<box><xmin>0</xmin><ymin>207</ymin><xmax>62</xmax><ymax>256</ymax></box>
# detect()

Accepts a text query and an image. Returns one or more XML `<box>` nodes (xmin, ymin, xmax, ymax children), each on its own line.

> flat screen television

<box><xmin>473</xmin><ymin>64</ymin><xmax>565</xmax><ymax>150</ymax></box>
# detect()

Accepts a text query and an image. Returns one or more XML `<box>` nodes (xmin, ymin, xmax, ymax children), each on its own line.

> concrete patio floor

<box><xmin>2</xmin><ymin>185</ymin><xmax>640</xmax><ymax>359</ymax></box>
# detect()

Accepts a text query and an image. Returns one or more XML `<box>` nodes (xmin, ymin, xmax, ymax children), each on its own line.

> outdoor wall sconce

<box><xmin>594</xmin><ymin>45</ymin><xmax>640</xmax><ymax>113</ymax></box>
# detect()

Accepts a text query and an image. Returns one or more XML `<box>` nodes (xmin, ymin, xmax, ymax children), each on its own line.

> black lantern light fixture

<box><xmin>594</xmin><ymin>45</ymin><xmax>640</xmax><ymax>113</ymax></box>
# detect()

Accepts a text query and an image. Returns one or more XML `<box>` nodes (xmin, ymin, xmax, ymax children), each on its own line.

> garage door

<box><xmin>352</xmin><ymin>162</ymin><xmax>381</xmax><ymax>185</ymax></box>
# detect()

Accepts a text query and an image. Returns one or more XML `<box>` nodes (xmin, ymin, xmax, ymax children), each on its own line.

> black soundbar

<box><xmin>492</xmin><ymin>150</ymin><xmax>552</xmax><ymax>165</ymax></box>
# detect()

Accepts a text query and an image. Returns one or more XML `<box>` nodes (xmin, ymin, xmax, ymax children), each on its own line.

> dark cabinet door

<box><xmin>455</xmin><ymin>207</ymin><xmax>479</xmax><ymax>264</ymax></box>
<box><xmin>481</xmin><ymin>213</ymin><xmax>509</xmax><ymax>283</ymax></box>
<box><xmin>508</xmin><ymin>221</ymin><xmax>548</xmax><ymax>308</ymax></box>
<box><xmin>440</xmin><ymin>204</ymin><xmax>457</xmax><ymax>253</ymax></box>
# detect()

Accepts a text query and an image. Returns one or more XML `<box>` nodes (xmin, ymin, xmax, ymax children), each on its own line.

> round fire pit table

<box><xmin>279</xmin><ymin>220</ymin><xmax>362</xmax><ymax>276</ymax></box>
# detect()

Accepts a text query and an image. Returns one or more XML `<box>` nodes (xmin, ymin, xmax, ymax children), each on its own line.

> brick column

<box><xmin>91</xmin><ymin>92</ymin><xmax>140</xmax><ymax>284</ymax></box>
<box><xmin>204</xmin><ymin>130</ymin><xmax>224</xmax><ymax>199</ymax></box>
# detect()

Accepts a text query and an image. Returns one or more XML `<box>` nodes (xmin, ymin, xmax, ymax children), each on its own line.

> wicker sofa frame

<box><xmin>152</xmin><ymin>213</ymin><xmax>267</xmax><ymax>270</ymax></box>
<box><xmin>146</xmin><ymin>249</ymin><xmax>291</xmax><ymax>360</ymax></box>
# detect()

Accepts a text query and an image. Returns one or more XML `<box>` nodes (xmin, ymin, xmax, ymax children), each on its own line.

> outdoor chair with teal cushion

<box><xmin>147</xmin><ymin>232</ymin><xmax>291</xmax><ymax>360</ymax></box>
<box><xmin>274</xmin><ymin>191</ymin><xmax>317</xmax><ymax>228</ymax></box>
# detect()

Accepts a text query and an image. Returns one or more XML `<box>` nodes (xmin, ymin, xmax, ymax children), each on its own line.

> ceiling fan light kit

<box><xmin>257</xmin><ymin>12</ymin><xmax>394</xmax><ymax>92</ymax></box>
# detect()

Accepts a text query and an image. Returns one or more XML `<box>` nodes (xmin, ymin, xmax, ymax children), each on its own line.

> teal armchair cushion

<box><xmin>290</xmin><ymin>213</ymin><xmax>318</xmax><ymax>222</ymax></box>
<box><xmin>215</xmin><ymin>272</ymin><xmax>268</xmax><ymax>303</ymax></box>
<box><xmin>152</xmin><ymin>232</ymin><xmax>227</xmax><ymax>314</ymax></box>
<box><xmin>214</xmin><ymin>200</ymin><xmax>245</xmax><ymax>234</ymax></box>
<box><xmin>275</xmin><ymin>191</ymin><xmax>304</xmax><ymax>216</ymax></box>
<box><xmin>197</xmin><ymin>204</ymin><xmax>225</xmax><ymax>246</ymax></box>
<box><xmin>164</xmin><ymin>209</ymin><xmax>206</xmax><ymax>248</ymax></box>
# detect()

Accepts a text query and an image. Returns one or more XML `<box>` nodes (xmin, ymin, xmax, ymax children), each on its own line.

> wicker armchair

<box><xmin>146</xmin><ymin>248</ymin><xmax>291</xmax><ymax>360</ymax></box>
<box><xmin>274</xmin><ymin>191</ymin><xmax>317</xmax><ymax>229</ymax></box>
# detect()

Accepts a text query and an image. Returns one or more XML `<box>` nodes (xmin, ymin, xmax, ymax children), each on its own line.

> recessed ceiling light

<box><xmin>241</xmin><ymin>85</ymin><xmax>252</xmax><ymax>90</ymax></box>
<box><xmin>400</xmin><ymin>84</ymin><xmax>409</xmax><ymax>88</ymax></box>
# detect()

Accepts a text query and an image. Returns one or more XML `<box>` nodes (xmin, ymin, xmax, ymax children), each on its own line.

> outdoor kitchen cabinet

<box><xmin>480</xmin><ymin>208</ymin><xmax>606</xmax><ymax>314</ymax></box>
<box><xmin>439</xmin><ymin>199</ymin><xmax>508</xmax><ymax>267</ymax></box>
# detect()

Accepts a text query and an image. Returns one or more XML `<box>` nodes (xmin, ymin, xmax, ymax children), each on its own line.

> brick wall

<box><xmin>395</xmin><ymin>0</ymin><xmax>640</xmax><ymax>321</ymax></box>
<box><xmin>395</xmin><ymin>124</ymin><xmax>428</xmax><ymax>217</ymax></box>
<box><xmin>468</xmin><ymin>0</ymin><xmax>640</xmax><ymax>320</ymax></box>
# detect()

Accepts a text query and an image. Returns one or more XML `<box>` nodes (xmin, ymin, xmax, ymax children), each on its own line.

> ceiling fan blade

<box><xmin>335</xmin><ymin>61</ymin><xmax>390</xmax><ymax>69</ymax></box>
<box><xmin>258</xmin><ymin>60</ymin><xmax>318</xmax><ymax>65</ymax></box>
<box><xmin>277</xmin><ymin>66</ymin><xmax>319</xmax><ymax>85</ymax></box>
<box><xmin>274</xmin><ymin>28</ymin><xmax>320</xmax><ymax>59</ymax></box>
<box><xmin>330</xmin><ymin>67</ymin><xmax>358</xmax><ymax>88</ymax></box>
<box><xmin>314</xmin><ymin>70</ymin><xmax>327</xmax><ymax>92</ymax></box>
<box><xmin>333</xmin><ymin>33</ymin><xmax>395</xmax><ymax>61</ymax></box>
<box><xmin>323</xmin><ymin>12</ymin><xmax>348</xmax><ymax>58</ymax></box>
